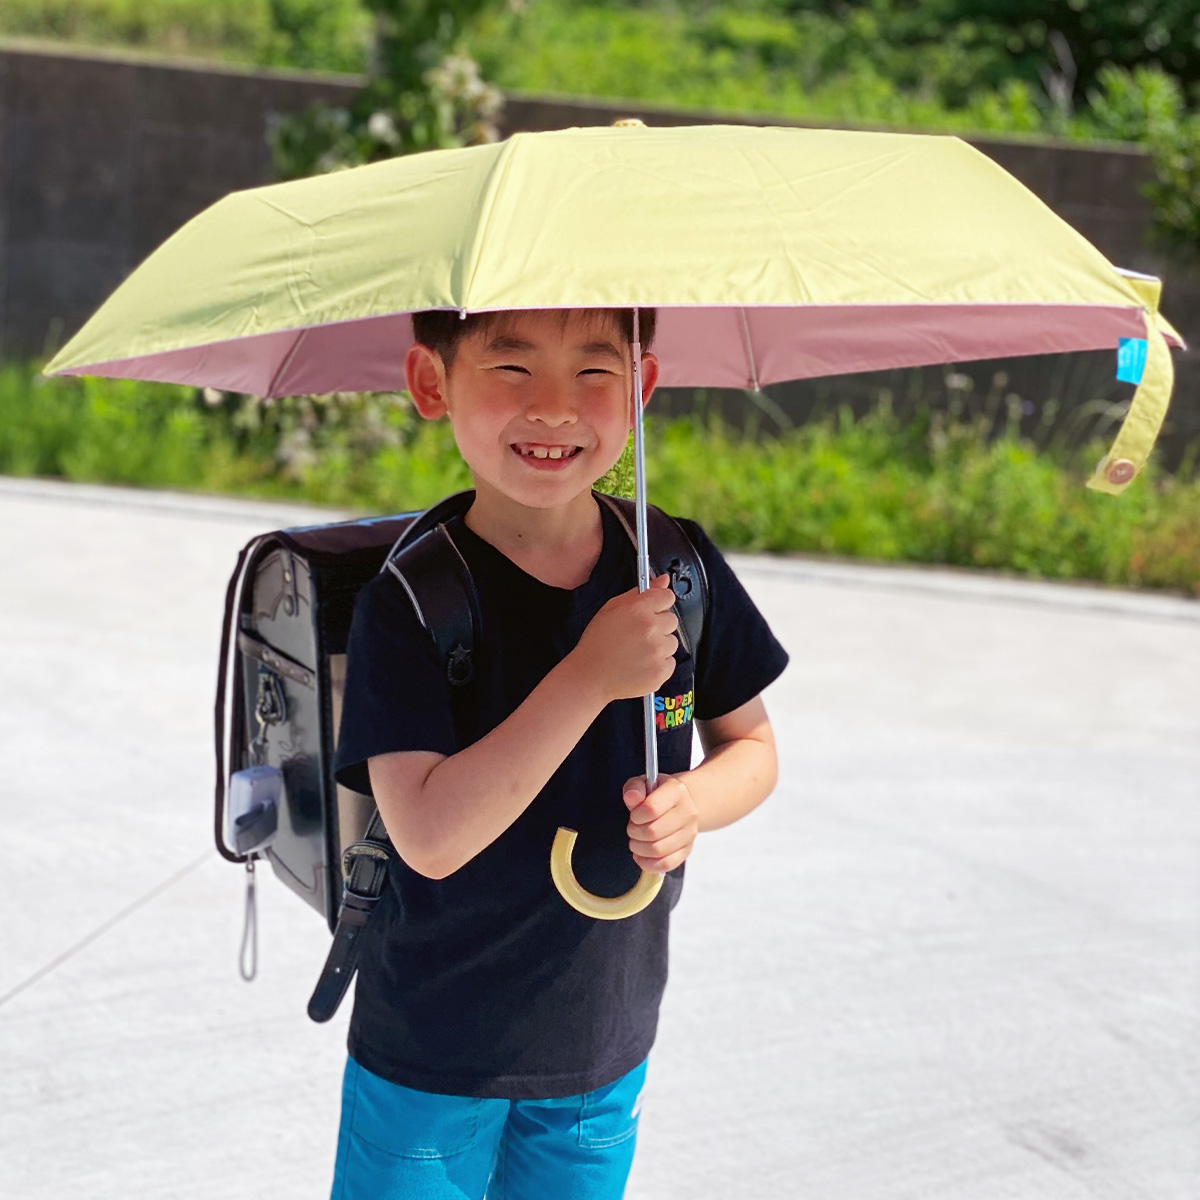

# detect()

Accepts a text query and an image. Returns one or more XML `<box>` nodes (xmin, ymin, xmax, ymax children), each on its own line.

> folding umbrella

<box><xmin>45</xmin><ymin>122</ymin><xmax>1183</xmax><ymax>920</ymax></box>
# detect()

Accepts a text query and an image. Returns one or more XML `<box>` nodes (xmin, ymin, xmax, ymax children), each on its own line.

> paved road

<box><xmin>1</xmin><ymin>477</ymin><xmax>1197</xmax><ymax>1199</ymax></box>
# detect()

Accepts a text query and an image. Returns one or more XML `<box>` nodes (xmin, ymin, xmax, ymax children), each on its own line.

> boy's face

<box><xmin>405</xmin><ymin>309</ymin><xmax>659</xmax><ymax>510</ymax></box>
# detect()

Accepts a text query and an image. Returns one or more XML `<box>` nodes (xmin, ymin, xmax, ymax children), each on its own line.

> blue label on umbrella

<box><xmin>1116</xmin><ymin>337</ymin><xmax>1147</xmax><ymax>384</ymax></box>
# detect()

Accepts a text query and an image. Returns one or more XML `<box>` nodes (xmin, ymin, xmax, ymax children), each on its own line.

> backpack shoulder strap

<box><xmin>385</xmin><ymin>524</ymin><xmax>481</xmax><ymax>687</ymax></box>
<box><xmin>381</xmin><ymin>489</ymin><xmax>480</xmax><ymax>686</ymax></box>
<box><xmin>596</xmin><ymin>494</ymin><xmax>709</xmax><ymax>660</ymax></box>
<box><xmin>308</xmin><ymin>499</ymin><xmax>481</xmax><ymax>1023</ymax></box>
<box><xmin>307</xmin><ymin>807</ymin><xmax>392</xmax><ymax>1022</ymax></box>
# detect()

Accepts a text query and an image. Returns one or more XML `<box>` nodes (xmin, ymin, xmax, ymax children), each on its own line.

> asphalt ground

<box><xmin>1</xmin><ymin>476</ymin><xmax>1197</xmax><ymax>1199</ymax></box>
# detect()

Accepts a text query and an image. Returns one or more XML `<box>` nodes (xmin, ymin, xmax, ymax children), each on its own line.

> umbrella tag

<box><xmin>1116</xmin><ymin>337</ymin><xmax>1147</xmax><ymax>384</ymax></box>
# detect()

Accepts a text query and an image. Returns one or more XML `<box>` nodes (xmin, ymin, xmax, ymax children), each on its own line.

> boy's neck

<box><xmin>464</xmin><ymin>482</ymin><xmax>603</xmax><ymax>590</ymax></box>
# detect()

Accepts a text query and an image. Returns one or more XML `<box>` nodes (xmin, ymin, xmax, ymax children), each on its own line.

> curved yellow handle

<box><xmin>550</xmin><ymin>827</ymin><xmax>663</xmax><ymax>920</ymax></box>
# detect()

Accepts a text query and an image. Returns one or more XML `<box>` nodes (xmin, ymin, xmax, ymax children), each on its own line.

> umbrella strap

<box><xmin>1088</xmin><ymin>312</ymin><xmax>1175</xmax><ymax>495</ymax></box>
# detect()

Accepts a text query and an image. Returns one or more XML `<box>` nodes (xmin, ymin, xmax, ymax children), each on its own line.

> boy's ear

<box><xmin>637</xmin><ymin>351</ymin><xmax>660</xmax><ymax>410</ymax></box>
<box><xmin>405</xmin><ymin>343</ymin><xmax>449</xmax><ymax>419</ymax></box>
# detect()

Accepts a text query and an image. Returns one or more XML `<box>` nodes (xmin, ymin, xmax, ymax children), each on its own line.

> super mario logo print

<box><xmin>654</xmin><ymin>689</ymin><xmax>694</xmax><ymax>731</ymax></box>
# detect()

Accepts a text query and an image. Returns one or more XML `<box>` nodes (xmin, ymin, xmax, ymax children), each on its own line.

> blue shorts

<box><xmin>330</xmin><ymin>1056</ymin><xmax>648</xmax><ymax>1200</ymax></box>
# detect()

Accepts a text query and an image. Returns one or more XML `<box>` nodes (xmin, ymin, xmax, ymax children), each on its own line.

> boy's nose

<box><xmin>524</xmin><ymin>388</ymin><xmax>577</xmax><ymax>426</ymax></box>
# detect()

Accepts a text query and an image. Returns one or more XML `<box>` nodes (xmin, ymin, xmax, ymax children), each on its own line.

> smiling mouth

<box><xmin>511</xmin><ymin>443</ymin><xmax>584</xmax><ymax>460</ymax></box>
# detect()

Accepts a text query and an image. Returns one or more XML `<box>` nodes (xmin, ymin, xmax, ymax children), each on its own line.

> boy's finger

<box><xmin>629</xmin><ymin>826</ymin><xmax>693</xmax><ymax>860</ymax></box>
<box><xmin>622</xmin><ymin>777</ymin><xmax>648</xmax><ymax>808</ymax></box>
<box><xmin>641</xmin><ymin>588</ymin><xmax>679</xmax><ymax>613</ymax></box>
<box><xmin>626</xmin><ymin>808</ymin><xmax>682</xmax><ymax>842</ymax></box>
<box><xmin>626</xmin><ymin>578</ymin><xmax>674</xmax><ymax>608</ymax></box>
<box><xmin>632</xmin><ymin>844</ymin><xmax>692</xmax><ymax>874</ymax></box>
<box><xmin>627</xmin><ymin>788</ymin><xmax>670</xmax><ymax>824</ymax></box>
<box><xmin>629</xmin><ymin>775</ymin><xmax>690</xmax><ymax>824</ymax></box>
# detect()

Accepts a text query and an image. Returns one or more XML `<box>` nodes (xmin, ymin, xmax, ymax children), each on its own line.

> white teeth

<box><xmin>516</xmin><ymin>444</ymin><xmax>578</xmax><ymax>460</ymax></box>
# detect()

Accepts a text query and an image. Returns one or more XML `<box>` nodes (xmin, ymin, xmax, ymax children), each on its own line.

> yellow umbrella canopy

<box><xmin>45</xmin><ymin>122</ymin><xmax>1187</xmax><ymax>921</ymax></box>
<box><xmin>46</xmin><ymin>123</ymin><xmax>1181</xmax><ymax>495</ymax></box>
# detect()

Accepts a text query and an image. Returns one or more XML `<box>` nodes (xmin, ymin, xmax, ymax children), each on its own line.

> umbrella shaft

<box><xmin>631</xmin><ymin>346</ymin><xmax>651</xmax><ymax>595</ymax></box>
<box><xmin>641</xmin><ymin>693</ymin><xmax>658</xmax><ymax>790</ymax></box>
<box><xmin>631</xmin><ymin>316</ymin><xmax>659</xmax><ymax>790</ymax></box>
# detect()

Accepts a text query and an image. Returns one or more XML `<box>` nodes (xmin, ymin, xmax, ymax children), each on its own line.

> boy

<box><xmin>331</xmin><ymin>306</ymin><xmax>788</xmax><ymax>1199</ymax></box>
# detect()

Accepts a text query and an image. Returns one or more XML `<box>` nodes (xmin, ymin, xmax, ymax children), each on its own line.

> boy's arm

<box><xmin>624</xmin><ymin>695</ymin><xmax>778</xmax><ymax>872</ymax></box>
<box><xmin>368</xmin><ymin>653</ymin><xmax>608</xmax><ymax>880</ymax></box>
<box><xmin>368</xmin><ymin>574</ymin><xmax>681</xmax><ymax>880</ymax></box>
<box><xmin>688</xmin><ymin>695</ymin><xmax>779</xmax><ymax>831</ymax></box>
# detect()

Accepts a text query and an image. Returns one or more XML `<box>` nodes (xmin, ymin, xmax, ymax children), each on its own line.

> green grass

<box><xmin>0</xmin><ymin>364</ymin><xmax>471</xmax><ymax>511</ymax></box>
<box><xmin>469</xmin><ymin>1</ymin><xmax>1050</xmax><ymax>138</ymax></box>
<box><xmin>0</xmin><ymin>0</ymin><xmax>1174</xmax><ymax>144</ymax></box>
<box><xmin>650</xmin><ymin>408</ymin><xmax>1200</xmax><ymax>593</ymax></box>
<box><xmin>5</xmin><ymin>362</ymin><xmax>1199</xmax><ymax>595</ymax></box>
<box><xmin>0</xmin><ymin>0</ymin><xmax>369</xmax><ymax>73</ymax></box>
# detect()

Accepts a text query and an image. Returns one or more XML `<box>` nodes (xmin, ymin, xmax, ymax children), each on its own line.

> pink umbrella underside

<box><xmin>57</xmin><ymin>304</ymin><xmax>1168</xmax><ymax>398</ymax></box>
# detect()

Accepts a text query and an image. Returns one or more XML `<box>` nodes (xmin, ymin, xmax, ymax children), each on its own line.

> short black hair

<box><xmin>410</xmin><ymin>307</ymin><xmax>657</xmax><ymax>370</ymax></box>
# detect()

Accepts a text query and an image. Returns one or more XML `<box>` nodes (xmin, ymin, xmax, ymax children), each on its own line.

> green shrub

<box><xmin>468</xmin><ymin>0</ymin><xmax>1063</xmax><ymax>136</ymax></box>
<box><xmin>646</xmin><ymin>403</ymin><xmax>1200</xmax><ymax>593</ymax></box>
<box><xmin>467</xmin><ymin>4</ymin><xmax>1200</xmax><ymax>249</ymax></box>
<box><xmin>7</xmin><ymin>1</ymin><xmax>1198</xmax><ymax>291</ymax></box>
<box><xmin>5</xmin><ymin>362</ymin><xmax>1198</xmax><ymax>594</ymax></box>
<box><xmin>1146</xmin><ymin>114</ymin><xmax>1200</xmax><ymax>260</ymax></box>
<box><xmin>1080</xmin><ymin>64</ymin><xmax>1200</xmax><ymax>258</ymax></box>
<box><xmin>0</xmin><ymin>0</ymin><xmax>369</xmax><ymax>72</ymax></box>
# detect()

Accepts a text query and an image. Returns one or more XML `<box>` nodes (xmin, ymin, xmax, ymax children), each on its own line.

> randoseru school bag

<box><xmin>214</xmin><ymin>490</ymin><xmax>708</xmax><ymax>1022</ymax></box>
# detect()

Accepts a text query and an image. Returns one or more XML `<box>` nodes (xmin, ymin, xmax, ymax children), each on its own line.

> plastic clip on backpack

<box><xmin>214</xmin><ymin>491</ymin><xmax>708</xmax><ymax>1021</ymax></box>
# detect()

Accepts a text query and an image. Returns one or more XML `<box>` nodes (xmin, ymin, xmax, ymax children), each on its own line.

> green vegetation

<box><xmin>5</xmin><ymin>363</ymin><xmax>1198</xmax><ymax>594</ymax></box>
<box><xmin>473</xmin><ymin>1</ymin><xmax>1044</xmax><ymax>135</ymax></box>
<box><xmin>650</xmin><ymin>405</ymin><xmax>1200</xmax><ymax>591</ymax></box>
<box><xmin>0</xmin><ymin>0</ymin><xmax>369</xmax><ymax>73</ymax></box>
<box><xmin>471</xmin><ymin>0</ymin><xmax>1199</xmax><ymax>142</ymax></box>
<box><xmin>466</xmin><ymin>1</ymin><xmax>1200</xmax><ymax>252</ymax></box>
<box><xmin>270</xmin><ymin>0</ymin><xmax>502</xmax><ymax>179</ymax></box>
<box><xmin>0</xmin><ymin>364</ymin><xmax>472</xmax><ymax>512</ymax></box>
<box><xmin>4</xmin><ymin>1</ymin><xmax>1196</xmax><ymax>251</ymax></box>
<box><xmin>11</xmin><ymin>0</ymin><xmax>1196</xmax><ymax>131</ymax></box>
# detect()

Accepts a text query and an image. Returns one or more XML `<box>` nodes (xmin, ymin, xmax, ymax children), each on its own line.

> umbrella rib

<box><xmin>459</xmin><ymin>136</ymin><xmax>522</xmax><ymax>308</ymax></box>
<box><xmin>739</xmin><ymin>308</ymin><xmax>761</xmax><ymax>391</ymax></box>
<box><xmin>266</xmin><ymin>328</ymin><xmax>309</xmax><ymax>399</ymax></box>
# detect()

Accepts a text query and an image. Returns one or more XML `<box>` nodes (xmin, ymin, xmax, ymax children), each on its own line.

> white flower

<box><xmin>367</xmin><ymin>110</ymin><xmax>400</xmax><ymax>147</ymax></box>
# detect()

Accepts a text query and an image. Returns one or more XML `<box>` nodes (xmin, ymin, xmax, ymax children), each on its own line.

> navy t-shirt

<box><xmin>333</xmin><ymin>498</ymin><xmax>788</xmax><ymax>1099</ymax></box>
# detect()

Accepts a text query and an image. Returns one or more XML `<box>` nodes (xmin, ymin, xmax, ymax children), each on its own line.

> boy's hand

<box><xmin>623</xmin><ymin>773</ymin><xmax>699</xmax><ymax>874</ymax></box>
<box><xmin>572</xmin><ymin>574</ymin><xmax>679</xmax><ymax>703</ymax></box>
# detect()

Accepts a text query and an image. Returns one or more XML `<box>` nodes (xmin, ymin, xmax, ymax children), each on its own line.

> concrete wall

<box><xmin>0</xmin><ymin>45</ymin><xmax>357</xmax><ymax>357</ymax></box>
<box><xmin>3</xmin><ymin>42</ymin><xmax>1196</xmax><ymax>449</ymax></box>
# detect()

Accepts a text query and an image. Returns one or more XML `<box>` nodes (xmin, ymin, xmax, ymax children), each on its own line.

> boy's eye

<box><xmin>496</xmin><ymin>364</ymin><xmax>530</xmax><ymax>375</ymax></box>
<box><xmin>579</xmin><ymin>368</ymin><xmax>615</xmax><ymax>376</ymax></box>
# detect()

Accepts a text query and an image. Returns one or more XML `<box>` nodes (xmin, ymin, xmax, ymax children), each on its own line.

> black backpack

<box><xmin>214</xmin><ymin>490</ymin><xmax>709</xmax><ymax>1021</ymax></box>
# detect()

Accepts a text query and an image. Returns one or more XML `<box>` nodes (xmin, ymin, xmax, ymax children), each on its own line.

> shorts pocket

<box><xmin>348</xmin><ymin>1059</ymin><xmax>490</xmax><ymax>1160</ymax></box>
<box><xmin>578</xmin><ymin>1059</ymin><xmax>647</xmax><ymax>1150</ymax></box>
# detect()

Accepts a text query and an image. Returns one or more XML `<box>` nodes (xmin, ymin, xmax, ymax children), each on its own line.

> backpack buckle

<box><xmin>341</xmin><ymin>839</ymin><xmax>392</xmax><ymax>882</ymax></box>
<box><xmin>668</xmin><ymin>559</ymin><xmax>694</xmax><ymax>599</ymax></box>
<box><xmin>447</xmin><ymin>643</ymin><xmax>473</xmax><ymax>686</ymax></box>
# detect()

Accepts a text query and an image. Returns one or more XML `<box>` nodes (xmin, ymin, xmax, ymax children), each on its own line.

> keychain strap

<box><xmin>239</xmin><ymin>858</ymin><xmax>258</xmax><ymax>982</ymax></box>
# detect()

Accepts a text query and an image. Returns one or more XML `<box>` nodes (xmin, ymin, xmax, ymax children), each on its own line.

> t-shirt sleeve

<box><xmin>676</xmin><ymin>518</ymin><xmax>790</xmax><ymax>721</ymax></box>
<box><xmin>333</xmin><ymin>572</ymin><xmax>459</xmax><ymax>796</ymax></box>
